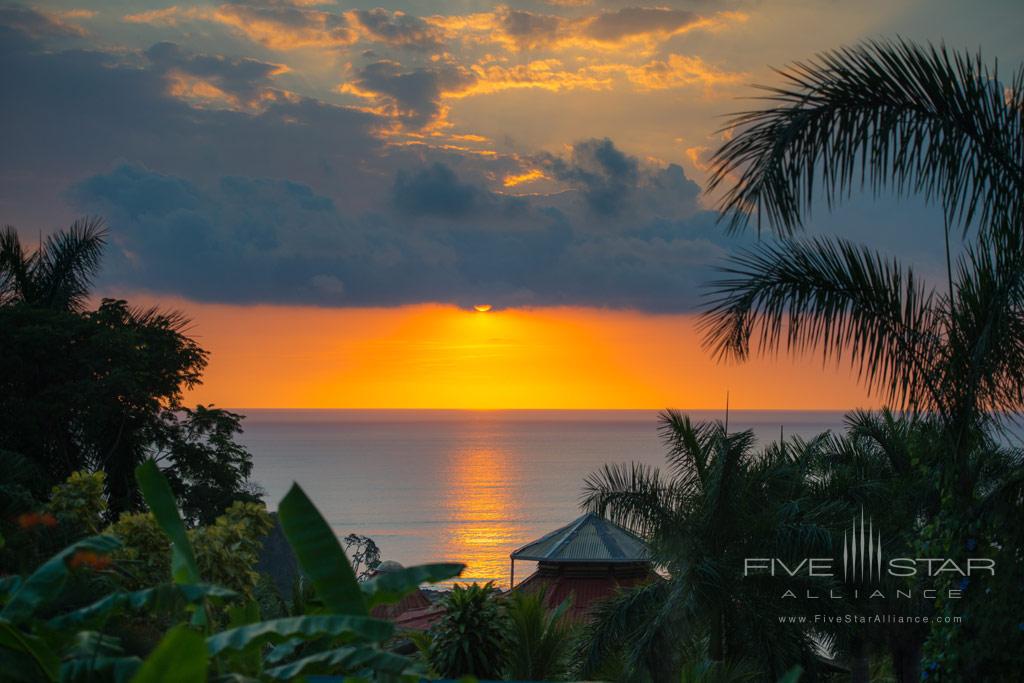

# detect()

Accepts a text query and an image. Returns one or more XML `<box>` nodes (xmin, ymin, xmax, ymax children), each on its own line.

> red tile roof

<box><xmin>514</xmin><ymin>562</ymin><xmax>658</xmax><ymax>622</ymax></box>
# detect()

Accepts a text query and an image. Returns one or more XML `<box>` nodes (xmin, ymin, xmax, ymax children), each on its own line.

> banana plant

<box><xmin>0</xmin><ymin>460</ymin><xmax>464</xmax><ymax>681</ymax></box>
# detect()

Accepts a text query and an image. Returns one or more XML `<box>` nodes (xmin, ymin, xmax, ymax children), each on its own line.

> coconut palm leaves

<box><xmin>701</xmin><ymin>41</ymin><xmax>1024</xmax><ymax>495</ymax></box>
<box><xmin>578</xmin><ymin>412</ymin><xmax>831</xmax><ymax>680</ymax></box>
<box><xmin>707</xmin><ymin>40</ymin><xmax>1023</xmax><ymax>238</ymax></box>
<box><xmin>700</xmin><ymin>237</ymin><xmax>942</xmax><ymax>410</ymax></box>
<box><xmin>0</xmin><ymin>218</ymin><xmax>107</xmax><ymax>311</ymax></box>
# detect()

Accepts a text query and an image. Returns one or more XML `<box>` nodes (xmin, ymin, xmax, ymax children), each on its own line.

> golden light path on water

<box><xmin>441</xmin><ymin>443</ymin><xmax>530</xmax><ymax>585</ymax></box>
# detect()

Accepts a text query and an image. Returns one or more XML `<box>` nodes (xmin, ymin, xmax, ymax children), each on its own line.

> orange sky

<box><xmin>153</xmin><ymin>298</ymin><xmax>878</xmax><ymax>410</ymax></box>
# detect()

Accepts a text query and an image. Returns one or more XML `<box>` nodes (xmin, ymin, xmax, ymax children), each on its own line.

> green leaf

<box><xmin>778</xmin><ymin>665</ymin><xmax>803</xmax><ymax>683</ymax></box>
<box><xmin>48</xmin><ymin>584</ymin><xmax>236</xmax><ymax>631</ymax></box>
<box><xmin>277</xmin><ymin>484</ymin><xmax>366</xmax><ymax>615</ymax></box>
<box><xmin>61</xmin><ymin>655</ymin><xmax>142</xmax><ymax>683</ymax></box>
<box><xmin>262</xmin><ymin>645</ymin><xmax>410</xmax><ymax>680</ymax></box>
<box><xmin>0</xmin><ymin>619</ymin><xmax>59</xmax><ymax>681</ymax></box>
<box><xmin>0</xmin><ymin>575</ymin><xmax>21</xmax><ymax>599</ymax></box>
<box><xmin>1</xmin><ymin>535</ymin><xmax>120</xmax><ymax>623</ymax></box>
<box><xmin>131</xmin><ymin>625</ymin><xmax>208</xmax><ymax>683</ymax></box>
<box><xmin>206</xmin><ymin>614</ymin><xmax>393</xmax><ymax>657</ymax></box>
<box><xmin>361</xmin><ymin>563</ymin><xmax>464</xmax><ymax>609</ymax></box>
<box><xmin>135</xmin><ymin>460</ymin><xmax>200</xmax><ymax>585</ymax></box>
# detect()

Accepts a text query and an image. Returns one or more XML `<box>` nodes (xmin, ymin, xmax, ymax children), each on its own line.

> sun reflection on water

<box><xmin>441</xmin><ymin>442</ymin><xmax>528</xmax><ymax>587</ymax></box>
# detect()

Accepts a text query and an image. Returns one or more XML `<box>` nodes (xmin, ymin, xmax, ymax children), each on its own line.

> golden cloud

<box><xmin>611</xmin><ymin>54</ymin><xmax>748</xmax><ymax>91</ymax></box>
<box><xmin>426</xmin><ymin>6</ymin><xmax>747</xmax><ymax>54</ymax></box>
<box><xmin>451</xmin><ymin>59</ymin><xmax>614</xmax><ymax>97</ymax></box>
<box><xmin>503</xmin><ymin>169</ymin><xmax>548</xmax><ymax>187</ymax></box>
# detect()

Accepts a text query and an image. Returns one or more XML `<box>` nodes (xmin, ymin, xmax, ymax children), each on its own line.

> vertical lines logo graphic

<box><xmin>842</xmin><ymin>508</ymin><xmax>883</xmax><ymax>583</ymax></box>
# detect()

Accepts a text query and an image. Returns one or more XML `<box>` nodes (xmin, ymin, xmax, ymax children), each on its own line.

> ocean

<box><xmin>238</xmin><ymin>409</ymin><xmax>847</xmax><ymax>587</ymax></box>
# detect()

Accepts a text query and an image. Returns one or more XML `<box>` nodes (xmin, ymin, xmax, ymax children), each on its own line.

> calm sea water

<box><xmin>237</xmin><ymin>409</ymin><xmax>846</xmax><ymax>587</ymax></box>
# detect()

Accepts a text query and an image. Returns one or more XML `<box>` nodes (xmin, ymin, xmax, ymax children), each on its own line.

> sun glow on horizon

<box><xmin>112</xmin><ymin>297</ymin><xmax>881</xmax><ymax>411</ymax></box>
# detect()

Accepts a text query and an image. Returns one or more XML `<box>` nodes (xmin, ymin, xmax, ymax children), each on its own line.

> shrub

<box><xmin>47</xmin><ymin>471</ymin><xmax>107</xmax><ymax>534</ymax></box>
<box><xmin>427</xmin><ymin>582</ymin><xmax>509</xmax><ymax>678</ymax></box>
<box><xmin>505</xmin><ymin>587</ymin><xmax>574</xmax><ymax>680</ymax></box>
<box><xmin>0</xmin><ymin>460</ymin><xmax>464</xmax><ymax>681</ymax></box>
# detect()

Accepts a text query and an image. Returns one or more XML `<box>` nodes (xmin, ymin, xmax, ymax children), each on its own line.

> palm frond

<box><xmin>0</xmin><ymin>225</ymin><xmax>30</xmax><ymax>306</ymax></box>
<box><xmin>941</xmin><ymin>226</ymin><xmax>1024</xmax><ymax>432</ymax></box>
<box><xmin>580</xmin><ymin>462</ymin><xmax>680</xmax><ymax>538</ymax></box>
<box><xmin>658</xmin><ymin>410</ymin><xmax>719</xmax><ymax>486</ymax></box>
<box><xmin>708</xmin><ymin>39</ymin><xmax>1024</xmax><ymax>237</ymax></box>
<box><xmin>34</xmin><ymin>216</ymin><xmax>107</xmax><ymax>310</ymax></box>
<box><xmin>699</xmin><ymin>236</ymin><xmax>943</xmax><ymax>409</ymax></box>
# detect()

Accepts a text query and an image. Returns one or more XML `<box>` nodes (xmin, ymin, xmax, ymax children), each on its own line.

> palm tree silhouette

<box><xmin>698</xmin><ymin>40</ymin><xmax>1024</xmax><ymax>681</ymax></box>
<box><xmin>578</xmin><ymin>412</ymin><xmax>831</xmax><ymax>680</ymax></box>
<box><xmin>700</xmin><ymin>41</ymin><xmax>1024</xmax><ymax>506</ymax></box>
<box><xmin>0</xmin><ymin>217</ymin><xmax>107</xmax><ymax>311</ymax></box>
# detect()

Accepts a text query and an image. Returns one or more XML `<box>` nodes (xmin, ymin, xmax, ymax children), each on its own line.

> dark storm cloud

<box><xmin>349</xmin><ymin>61</ymin><xmax>473</xmax><ymax>128</ymax></box>
<box><xmin>393</xmin><ymin>163</ymin><xmax>486</xmax><ymax>218</ymax></box>
<box><xmin>0</xmin><ymin>24</ymin><xmax>385</xmax><ymax>218</ymax></box>
<box><xmin>71</xmin><ymin>157</ymin><xmax>738</xmax><ymax>311</ymax></box>
<box><xmin>539</xmin><ymin>138</ymin><xmax>700</xmax><ymax>218</ymax></box>
<box><xmin>585</xmin><ymin>7</ymin><xmax>701</xmax><ymax>42</ymax></box>
<box><xmin>145</xmin><ymin>41</ymin><xmax>285</xmax><ymax>104</ymax></box>
<box><xmin>544</xmin><ymin>138</ymin><xmax>639</xmax><ymax>215</ymax></box>
<box><xmin>2</xmin><ymin>19</ymin><xmax>742</xmax><ymax>312</ymax></box>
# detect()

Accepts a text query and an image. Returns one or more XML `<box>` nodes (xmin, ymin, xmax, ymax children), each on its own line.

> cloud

<box><xmin>0</xmin><ymin>24</ymin><xmax>386</xmax><ymax>229</ymax></box>
<box><xmin>427</xmin><ymin>6</ymin><xmax>747</xmax><ymax>54</ymax></box>
<box><xmin>126</xmin><ymin>3</ymin><xmax>358</xmax><ymax>50</ymax></box>
<box><xmin>350</xmin><ymin>9</ymin><xmax>444</xmax><ymax>50</ymax></box>
<box><xmin>1</xmin><ymin>17</ymin><xmax>745</xmax><ymax>313</ymax></box>
<box><xmin>537</xmin><ymin>138</ymin><xmax>700</xmax><ymax>219</ymax></box>
<box><xmin>583</xmin><ymin>7</ymin><xmax>700</xmax><ymax>43</ymax></box>
<box><xmin>338</xmin><ymin>54</ymin><xmax>742</xmax><ymax>131</ymax></box>
<box><xmin>145</xmin><ymin>41</ymin><xmax>290</xmax><ymax>110</ymax></box>
<box><xmin>0</xmin><ymin>3</ymin><xmax>87</xmax><ymax>39</ymax></box>
<box><xmin>70</xmin><ymin>145</ymin><xmax>733</xmax><ymax>312</ymax></box>
<box><xmin>393</xmin><ymin>163</ymin><xmax>486</xmax><ymax>217</ymax></box>
<box><xmin>543</xmin><ymin>138</ymin><xmax>638</xmax><ymax>215</ymax></box>
<box><xmin>340</xmin><ymin>60</ymin><xmax>474</xmax><ymax>129</ymax></box>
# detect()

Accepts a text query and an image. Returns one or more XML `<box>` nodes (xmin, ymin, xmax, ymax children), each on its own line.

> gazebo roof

<box><xmin>510</xmin><ymin>512</ymin><xmax>651</xmax><ymax>564</ymax></box>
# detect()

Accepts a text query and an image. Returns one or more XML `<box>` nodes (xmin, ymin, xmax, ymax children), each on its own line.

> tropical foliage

<box><xmin>0</xmin><ymin>461</ymin><xmax>464</xmax><ymax>682</ymax></box>
<box><xmin>426</xmin><ymin>581</ymin><xmax>509</xmax><ymax>679</ymax></box>
<box><xmin>0</xmin><ymin>220</ymin><xmax>260</xmax><ymax>528</ymax></box>
<box><xmin>579</xmin><ymin>412</ymin><xmax>834</xmax><ymax>680</ymax></box>
<box><xmin>504</xmin><ymin>587</ymin><xmax>574</xmax><ymax>680</ymax></box>
<box><xmin>698</xmin><ymin>38</ymin><xmax>1024</xmax><ymax>681</ymax></box>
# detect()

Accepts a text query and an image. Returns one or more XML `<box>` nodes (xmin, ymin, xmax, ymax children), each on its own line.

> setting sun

<box><xmin>473</xmin><ymin>304</ymin><xmax>493</xmax><ymax>312</ymax></box>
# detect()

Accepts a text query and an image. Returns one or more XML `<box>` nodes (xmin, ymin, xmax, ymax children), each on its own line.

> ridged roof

<box><xmin>510</xmin><ymin>512</ymin><xmax>651</xmax><ymax>563</ymax></box>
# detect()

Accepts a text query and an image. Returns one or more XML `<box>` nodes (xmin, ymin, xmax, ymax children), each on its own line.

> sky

<box><xmin>2</xmin><ymin>0</ymin><xmax>1021</xmax><ymax>408</ymax></box>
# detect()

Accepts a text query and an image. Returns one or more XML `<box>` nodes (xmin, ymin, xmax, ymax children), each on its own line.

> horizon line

<box><xmin>219</xmin><ymin>406</ymin><xmax>865</xmax><ymax>412</ymax></box>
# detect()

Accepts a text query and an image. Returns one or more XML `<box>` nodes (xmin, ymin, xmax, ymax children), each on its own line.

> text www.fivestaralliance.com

<box><xmin>779</xmin><ymin>615</ymin><xmax>962</xmax><ymax>624</ymax></box>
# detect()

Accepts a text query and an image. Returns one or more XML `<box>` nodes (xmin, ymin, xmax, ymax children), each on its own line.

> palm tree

<box><xmin>701</xmin><ymin>41</ymin><xmax>1024</xmax><ymax>508</ymax></box>
<box><xmin>577</xmin><ymin>411</ymin><xmax>833</xmax><ymax>681</ymax></box>
<box><xmin>0</xmin><ymin>217</ymin><xmax>107</xmax><ymax>311</ymax></box>
<box><xmin>700</xmin><ymin>41</ymin><xmax>1024</xmax><ymax>680</ymax></box>
<box><xmin>801</xmin><ymin>411</ymin><xmax>938</xmax><ymax>682</ymax></box>
<box><xmin>504</xmin><ymin>587</ymin><xmax>575</xmax><ymax>680</ymax></box>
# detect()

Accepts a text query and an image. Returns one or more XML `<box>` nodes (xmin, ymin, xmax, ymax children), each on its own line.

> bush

<box><xmin>0</xmin><ymin>460</ymin><xmax>465</xmax><ymax>682</ymax></box>
<box><xmin>47</xmin><ymin>471</ymin><xmax>107</xmax><ymax>534</ymax></box>
<box><xmin>108</xmin><ymin>501</ymin><xmax>273</xmax><ymax>596</ymax></box>
<box><xmin>427</xmin><ymin>582</ymin><xmax>509</xmax><ymax>678</ymax></box>
<box><xmin>505</xmin><ymin>587</ymin><xmax>574</xmax><ymax>680</ymax></box>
